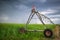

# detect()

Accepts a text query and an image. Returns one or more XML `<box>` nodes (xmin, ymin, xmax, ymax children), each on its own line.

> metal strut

<box><xmin>36</xmin><ymin>12</ymin><xmax>45</xmax><ymax>25</ymax></box>
<box><xmin>26</xmin><ymin>12</ymin><xmax>35</xmax><ymax>28</ymax></box>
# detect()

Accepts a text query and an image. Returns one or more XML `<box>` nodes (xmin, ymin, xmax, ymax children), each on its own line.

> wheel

<box><xmin>19</xmin><ymin>27</ymin><xmax>27</xmax><ymax>33</ymax></box>
<box><xmin>44</xmin><ymin>29</ymin><xmax>53</xmax><ymax>38</ymax></box>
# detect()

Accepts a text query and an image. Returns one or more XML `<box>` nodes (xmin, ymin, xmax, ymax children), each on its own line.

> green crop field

<box><xmin>0</xmin><ymin>23</ymin><xmax>56</xmax><ymax>40</ymax></box>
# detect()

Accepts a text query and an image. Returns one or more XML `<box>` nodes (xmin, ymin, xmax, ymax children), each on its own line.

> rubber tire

<box><xmin>19</xmin><ymin>28</ymin><xmax>26</xmax><ymax>33</ymax></box>
<box><xmin>44</xmin><ymin>29</ymin><xmax>53</xmax><ymax>38</ymax></box>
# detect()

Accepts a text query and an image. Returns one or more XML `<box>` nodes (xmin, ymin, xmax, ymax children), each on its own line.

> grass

<box><xmin>0</xmin><ymin>23</ymin><xmax>56</xmax><ymax>40</ymax></box>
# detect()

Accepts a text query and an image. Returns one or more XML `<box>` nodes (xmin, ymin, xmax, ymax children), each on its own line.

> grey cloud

<box><xmin>50</xmin><ymin>16</ymin><xmax>60</xmax><ymax>19</ymax></box>
<box><xmin>47</xmin><ymin>12</ymin><xmax>60</xmax><ymax>15</ymax></box>
<box><xmin>0</xmin><ymin>0</ymin><xmax>60</xmax><ymax>10</ymax></box>
<box><xmin>0</xmin><ymin>0</ymin><xmax>60</xmax><ymax>24</ymax></box>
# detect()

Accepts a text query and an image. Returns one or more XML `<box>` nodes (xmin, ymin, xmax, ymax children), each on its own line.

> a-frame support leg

<box><xmin>26</xmin><ymin>13</ymin><xmax>35</xmax><ymax>29</ymax></box>
<box><xmin>36</xmin><ymin>12</ymin><xmax>45</xmax><ymax>25</ymax></box>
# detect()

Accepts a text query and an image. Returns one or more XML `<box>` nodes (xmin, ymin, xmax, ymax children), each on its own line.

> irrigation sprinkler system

<box><xmin>19</xmin><ymin>6</ymin><xmax>54</xmax><ymax>38</ymax></box>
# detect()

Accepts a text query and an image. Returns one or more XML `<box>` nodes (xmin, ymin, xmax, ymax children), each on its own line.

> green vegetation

<box><xmin>0</xmin><ymin>23</ymin><xmax>55</xmax><ymax>40</ymax></box>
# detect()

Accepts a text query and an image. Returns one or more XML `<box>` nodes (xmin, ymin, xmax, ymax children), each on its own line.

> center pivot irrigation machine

<box><xmin>20</xmin><ymin>6</ymin><xmax>54</xmax><ymax>38</ymax></box>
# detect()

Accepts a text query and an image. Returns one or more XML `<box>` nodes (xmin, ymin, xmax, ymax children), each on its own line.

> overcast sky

<box><xmin>0</xmin><ymin>0</ymin><xmax>60</xmax><ymax>24</ymax></box>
